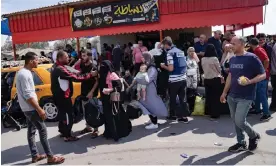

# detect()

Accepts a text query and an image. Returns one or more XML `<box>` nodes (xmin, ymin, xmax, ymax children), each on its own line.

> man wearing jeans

<box><xmin>220</xmin><ymin>36</ymin><xmax>266</xmax><ymax>152</ymax></box>
<box><xmin>250</xmin><ymin>38</ymin><xmax>272</xmax><ymax>121</ymax></box>
<box><xmin>16</xmin><ymin>52</ymin><xmax>64</xmax><ymax>164</ymax></box>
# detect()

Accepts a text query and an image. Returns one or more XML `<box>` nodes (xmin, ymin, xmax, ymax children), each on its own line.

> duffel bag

<box><xmin>126</xmin><ymin>102</ymin><xmax>142</xmax><ymax>120</ymax></box>
<box><xmin>84</xmin><ymin>98</ymin><xmax>104</xmax><ymax>128</ymax></box>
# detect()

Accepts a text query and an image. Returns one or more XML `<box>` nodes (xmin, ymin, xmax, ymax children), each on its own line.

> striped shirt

<box><xmin>167</xmin><ymin>53</ymin><xmax>186</xmax><ymax>83</ymax></box>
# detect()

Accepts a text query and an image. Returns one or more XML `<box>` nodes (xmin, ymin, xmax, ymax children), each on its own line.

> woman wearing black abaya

<box><xmin>99</xmin><ymin>60</ymin><xmax>132</xmax><ymax>141</ymax></box>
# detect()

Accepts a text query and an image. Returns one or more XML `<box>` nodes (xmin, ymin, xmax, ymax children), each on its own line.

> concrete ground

<box><xmin>1</xmin><ymin>110</ymin><xmax>276</xmax><ymax>165</ymax></box>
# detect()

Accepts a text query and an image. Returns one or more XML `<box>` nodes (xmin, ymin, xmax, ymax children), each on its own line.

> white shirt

<box><xmin>16</xmin><ymin>68</ymin><xmax>38</xmax><ymax>112</ymax></box>
<box><xmin>52</xmin><ymin>51</ymin><xmax>58</xmax><ymax>63</ymax></box>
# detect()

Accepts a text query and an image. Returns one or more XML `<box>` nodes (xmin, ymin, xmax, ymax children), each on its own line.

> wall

<box><xmin>163</xmin><ymin>27</ymin><xmax>212</xmax><ymax>42</ymax></box>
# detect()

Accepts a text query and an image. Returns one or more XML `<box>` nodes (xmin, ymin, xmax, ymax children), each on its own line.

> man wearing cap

<box><xmin>160</xmin><ymin>36</ymin><xmax>189</xmax><ymax>123</ymax></box>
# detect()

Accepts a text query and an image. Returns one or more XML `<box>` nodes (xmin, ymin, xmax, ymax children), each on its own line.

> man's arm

<box><xmin>245</xmin><ymin>56</ymin><xmax>266</xmax><ymax>85</ymax></box>
<box><xmin>68</xmin><ymin>57</ymin><xmax>76</xmax><ymax>66</ymax></box>
<box><xmin>259</xmin><ymin>48</ymin><xmax>270</xmax><ymax>70</ymax></box>
<box><xmin>123</xmin><ymin>79</ymin><xmax>130</xmax><ymax>88</ymax></box>
<box><xmin>248</xmin><ymin>73</ymin><xmax>266</xmax><ymax>84</ymax></box>
<box><xmin>264</xmin><ymin>59</ymin><xmax>269</xmax><ymax>70</ymax></box>
<box><xmin>90</xmin><ymin>76</ymin><xmax>99</xmax><ymax>95</ymax></box>
<box><xmin>59</xmin><ymin>65</ymin><xmax>97</xmax><ymax>82</ymax></box>
<box><xmin>162</xmin><ymin>64</ymin><xmax>174</xmax><ymax>72</ymax></box>
<box><xmin>161</xmin><ymin>54</ymin><xmax>174</xmax><ymax>72</ymax></box>
<box><xmin>197</xmin><ymin>52</ymin><xmax>205</xmax><ymax>57</ymax></box>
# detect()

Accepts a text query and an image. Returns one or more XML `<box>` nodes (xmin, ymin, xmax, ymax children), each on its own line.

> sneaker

<box><xmin>228</xmin><ymin>143</ymin><xmax>247</xmax><ymax>152</ymax></box>
<box><xmin>144</xmin><ymin>120</ymin><xmax>152</xmax><ymax>125</ymax></box>
<box><xmin>248</xmin><ymin>134</ymin><xmax>261</xmax><ymax>151</ymax></box>
<box><xmin>178</xmin><ymin>117</ymin><xmax>189</xmax><ymax>124</ymax></box>
<box><xmin>145</xmin><ymin>123</ymin><xmax>158</xmax><ymax>130</ymax></box>
<box><xmin>260</xmin><ymin>115</ymin><xmax>272</xmax><ymax>121</ymax></box>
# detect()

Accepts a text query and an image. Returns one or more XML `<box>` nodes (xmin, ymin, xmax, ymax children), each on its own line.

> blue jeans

<box><xmin>24</xmin><ymin>111</ymin><xmax>53</xmax><ymax>157</ymax></box>
<box><xmin>227</xmin><ymin>96</ymin><xmax>258</xmax><ymax>144</ymax></box>
<box><xmin>255</xmin><ymin>79</ymin><xmax>270</xmax><ymax>115</ymax></box>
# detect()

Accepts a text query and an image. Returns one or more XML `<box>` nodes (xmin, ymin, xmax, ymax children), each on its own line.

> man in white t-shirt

<box><xmin>16</xmin><ymin>52</ymin><xmax>64</xmax><ymax>164</ymax></box>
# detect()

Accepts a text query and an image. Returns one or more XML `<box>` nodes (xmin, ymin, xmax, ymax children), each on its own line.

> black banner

<box><xmin>70</xmin><ymin>0</ymin><xmax>159</xmax><ymax>31</ymax></box>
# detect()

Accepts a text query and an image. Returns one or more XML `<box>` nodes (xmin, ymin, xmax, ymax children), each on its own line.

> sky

<box><xmin>1</xmin><ymin>0</ymin><xmax>276</xmax><ymax>46</ymax></box>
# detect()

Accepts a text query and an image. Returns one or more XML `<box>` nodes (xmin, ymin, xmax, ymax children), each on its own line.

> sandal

<box><xmin>64</xmin><ymin>136</ymin><xmax>80</xmax><ymax>142</ymax></box>
<box><xmin>91</xmin><ymin>131</ymin><xmax>99</xmax><ymax>139</ymax></box>
<box><xmin>79</xmin><ymin>128</ymin><xmax>93</xmax><ymax>135</ymax></box>
<box><xmin>32</xmin><ymin>154</ymin><xmax>47</xmax><ymax>163</ymax></box>
<box><xmin>47</xmin><ymin>156</ymin><xmax>65</xmax><ymax>165</ymax></box>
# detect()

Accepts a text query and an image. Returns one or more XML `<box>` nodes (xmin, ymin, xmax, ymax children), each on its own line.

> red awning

<box><xmin>12</xmin><ymin>6</ymin><xmax>263</xmax><ymax>44</ymax></box>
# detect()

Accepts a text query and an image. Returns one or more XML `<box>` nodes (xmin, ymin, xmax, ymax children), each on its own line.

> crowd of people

<box><xmin>15</xmin><ymin>31</ymin><xmax>276</xmax><ymax>164</ymax></box>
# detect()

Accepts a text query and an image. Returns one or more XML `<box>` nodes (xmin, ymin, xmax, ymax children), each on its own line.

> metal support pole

<box><xmin>223</xmin><ymin>25</ymin><xmax>227</xmax><ymax>33</ymax></box>
<box><xmin>253</xmin><ymin>24</ymin><xmax>257</xmax><ymax>36</ymax></box>
<box><xmin>12</xmin><ymin>40</ymin><xmax>16</xmax><ymax>60</ymax></box>
<box><xmin>159</xmin><ymin>30</ymin><xmax>163</xmax><ymax>42</ymax></box>
<box><xmin>76</xmin><ymin>37</ymin><xmax>80</xmax><ymax>54</ymax></box>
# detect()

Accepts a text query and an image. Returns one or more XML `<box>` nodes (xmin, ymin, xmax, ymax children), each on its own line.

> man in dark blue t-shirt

<box><xmin>208</xmin><ymin>30</ymin><xmax>223</xmax><ymax>61</ymax></box>
<box><xmin>220</xmin><ymin>36</ymin><xmax>266</xmax><ymax>153</ymax></box>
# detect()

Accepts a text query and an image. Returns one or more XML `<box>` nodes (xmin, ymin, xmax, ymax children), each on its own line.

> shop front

<box><xmin>2</xmin><ymin>0</ymin><xmax>267</xmax><ymax>57</ymax></box>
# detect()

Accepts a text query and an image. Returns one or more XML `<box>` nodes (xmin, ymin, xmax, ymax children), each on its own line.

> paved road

<box><xmin>1</xmin><ymin>112</ymin><xmax>276</xmax><ymax>165</ymax></box>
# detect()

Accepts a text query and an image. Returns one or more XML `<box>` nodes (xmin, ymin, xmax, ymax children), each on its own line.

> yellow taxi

<box><xmin>1</xmin><ymin>64</ymin><xmax>81</xmax><ymax>122</ymax></box>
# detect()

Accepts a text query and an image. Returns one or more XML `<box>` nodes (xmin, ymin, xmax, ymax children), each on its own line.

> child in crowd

<box><xmin>186</xmin><ymin>47</ymin><xmax>200</xmax><ymax>111</ymax></box>
<box><xmin>129</xmin><ymin>64</ymin><xmax>149</xmax><ymax>101</ymax></box>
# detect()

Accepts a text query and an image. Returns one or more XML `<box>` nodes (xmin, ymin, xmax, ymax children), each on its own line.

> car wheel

<box><xmin>41</xmin><ymin>98</ymin><xmax>59</xmax><ymax>122</ymax></box>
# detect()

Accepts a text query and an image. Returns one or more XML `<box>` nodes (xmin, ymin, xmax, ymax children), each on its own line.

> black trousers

<box><xmin>168</xmin><ymin>80</ymin><xmax>189</xmax><ymax>117</ymax></box>
<box><xmin>157</xmin><ymin>71</ymin><xmax>169</xmax><ymax>99</ymax></box>
<box><xmin>204</xmin><ymin>78</ymin><xmax>223</xmax><ymax>118</ymax></box>
<box><xmin>270</xmin><ymin>75</ymin><xmax>276</xmax><ymax>109</ymax></box>
<box><xmin>187</xmin><ymin>88</ymin><xmax>197</xmax><ymax>112</ymax></box>
<box><xmin>149</xmin><ymin>115</ymin><xmax>157</xmax><ymax>124</ymax></box>
<box><xmin>54</xmin><ymin>97</ymin><xmax>74</xmax><ymax>137</ymax></box>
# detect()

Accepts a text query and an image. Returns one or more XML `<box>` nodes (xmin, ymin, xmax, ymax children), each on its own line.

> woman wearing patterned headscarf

<box><xmin>129</xmin><ymin>52</ymin><xmax>168</xmax><ymax>130</ymax></box>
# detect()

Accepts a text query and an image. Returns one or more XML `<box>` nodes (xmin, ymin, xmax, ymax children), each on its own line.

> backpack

<box><xmin>84</xmin><ymin>98</ymin><xmax>104</xmax><ymax>128</ymax></box>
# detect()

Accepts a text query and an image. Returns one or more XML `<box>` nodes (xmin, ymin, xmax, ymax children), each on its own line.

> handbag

<box><xmin>110</xmin><ymin>88</ymin><xmax>121</xmax><ymax>102</ymax></box>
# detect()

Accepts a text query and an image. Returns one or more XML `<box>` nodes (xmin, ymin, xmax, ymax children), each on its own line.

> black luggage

<box><xmin>126</xmin><ymin>102</ymin><xmax>142</xmax><ymax>120</ymax></box>
<box><xmin>84</xmin><ymin>98</ymin><xmax>104</xmax><ymax>128</ymax></box>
